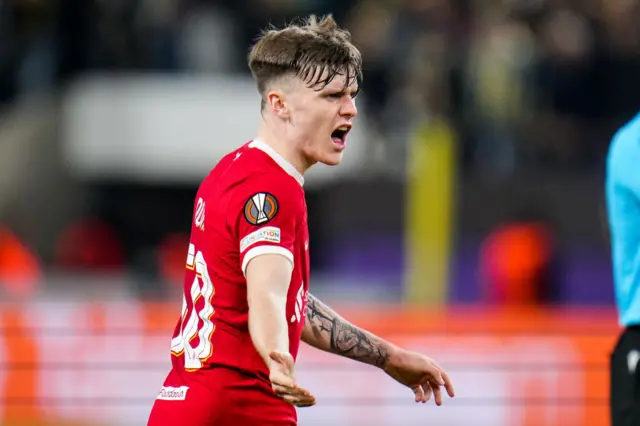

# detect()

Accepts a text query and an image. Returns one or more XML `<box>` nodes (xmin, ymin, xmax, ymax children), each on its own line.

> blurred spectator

<box><xmin>157</xmin><ymin>232</ymin><xmax>190</xmax><ymax>286</ymax></box>
<box><xmin>178</xmin><ymin>2</ymin><xmax>238</xmax><ymax>74</ymax></box>
<box><xmin>0</xmin><ymin>226</ymin><xmax>42</xmax><ymax>297</ymax></box>
<box><xmin>53</xmin><ymin>218</ymin><xmax>125</xmax><ymax>273</ymax></box>
<box><xmin>466</xmin><ymin>8</ymin><xmax>537</xmax><ymax>176</ymax></box>
<box><xmin>0</xmin><ymin>0</ymin><xmax>638</xmax><ymax>303</ymax></box>
<box><xmin>530</xmin><ymin>7</ymin><xmax>599</xmax><ymax>165</ymax></box>
<box><xmin>478</xmin><ymin>211</ymin><xmax>558</xmax><ymax>305</ymax></box>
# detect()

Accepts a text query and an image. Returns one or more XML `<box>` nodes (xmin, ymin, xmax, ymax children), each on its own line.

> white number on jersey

<box><xmin>170</xmin><ymin>243</ymin><xmax>215</xmax><ymax>370</ymax></box>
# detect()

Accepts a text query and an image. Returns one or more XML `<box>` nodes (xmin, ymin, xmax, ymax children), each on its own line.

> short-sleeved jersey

<box><xmin>606</xmin><ymin>111</ymin><xmax>640</xmax><ymax>327</ymax></box>
<box><xmin>169</xmin><ymin>140</ymin><xmax>310</xmax><ymax>382</ymax></box>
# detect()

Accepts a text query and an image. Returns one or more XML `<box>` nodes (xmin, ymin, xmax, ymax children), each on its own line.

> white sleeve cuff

<box><xmin>242</xmin><ymin>245</ymin><xmax>294</xmax><ymax>277</ymax></box>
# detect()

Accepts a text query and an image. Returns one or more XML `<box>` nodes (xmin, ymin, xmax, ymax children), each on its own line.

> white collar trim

<box><xmin>249</xmin><ymin>139</ymin><xmax>304</xmax><ymax>187</ymax></box>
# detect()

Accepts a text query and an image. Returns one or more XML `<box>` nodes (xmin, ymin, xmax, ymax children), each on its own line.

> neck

<box><xmin>257</xmin><ymin>119</ymin><xmax>311</xmax><ymax>175</ymax></box>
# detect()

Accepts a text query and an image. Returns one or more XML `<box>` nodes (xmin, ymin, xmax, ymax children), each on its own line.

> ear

<box><xmin>266</xmin><ymin>90</ymin><xmax>289</xmax><ymax>119</ymax></box>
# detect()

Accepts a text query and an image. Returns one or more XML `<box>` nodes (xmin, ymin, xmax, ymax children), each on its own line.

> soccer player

<box><xmin>606</xmin><ymin>111</ymin><xmax>640</xmax><ymax>426</ymax></box>
<box><xmin>147</xmin><ymin>15</ymin><xmax>455</xmax><ymax>426</ymax></box>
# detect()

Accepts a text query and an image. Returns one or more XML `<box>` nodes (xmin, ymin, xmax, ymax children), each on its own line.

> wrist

<box><xmin>381</xmin><ymin>342</ymin><xmax>402</xmax><ymax>371</ymax></box>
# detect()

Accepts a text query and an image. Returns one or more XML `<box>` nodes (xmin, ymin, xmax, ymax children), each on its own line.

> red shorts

<box><xmin>147</xmin><ymin>367</ymin><xmax>297</xmax><ymax>426</ymax></box>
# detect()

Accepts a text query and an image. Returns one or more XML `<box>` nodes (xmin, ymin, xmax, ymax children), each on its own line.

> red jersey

<box><xmin>169</xmin><ymin>140</ymin><xmax>310</xmax><ymax>382</ymax></box>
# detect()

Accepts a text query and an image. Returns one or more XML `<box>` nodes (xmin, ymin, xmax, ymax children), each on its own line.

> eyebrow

<box><xmin>326</xmin><ymin>86</ymin><xmax>359</xmax><ymax>96</ymax></box>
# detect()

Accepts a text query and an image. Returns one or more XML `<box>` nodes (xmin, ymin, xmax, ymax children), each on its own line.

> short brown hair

<box><xmin>248</xmin><ymin>15</ymin><xmax>362</xmax><ymax>107</ymax></box>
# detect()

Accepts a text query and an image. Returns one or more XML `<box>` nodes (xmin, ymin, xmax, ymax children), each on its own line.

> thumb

<box><xmin>270</xmin><ymin>351</ymin><xmax>294</xmax><ymax>367</ymax></box>
<box><xmin>269</xmin><ymin>351</ymin><xmax>284</xmax><ymax>362</ymax></box>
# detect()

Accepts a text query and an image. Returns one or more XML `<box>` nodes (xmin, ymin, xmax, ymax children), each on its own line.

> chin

<box><xmin>319</xmin><ymin>152</ymin><xmax>344</xmax><ymax>166</ymax></box>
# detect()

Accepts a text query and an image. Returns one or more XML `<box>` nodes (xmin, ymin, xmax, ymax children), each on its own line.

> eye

<box><xmin>327</xmin><ymin>92</ymin><xmax>344</xmax><ymax>99</ymax></box>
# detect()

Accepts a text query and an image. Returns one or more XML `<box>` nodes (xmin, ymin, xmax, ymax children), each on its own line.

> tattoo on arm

<box><xmin>304</xmin><ymin>293</ymin><xmax>390</xmax><ymax>368</ymax></box>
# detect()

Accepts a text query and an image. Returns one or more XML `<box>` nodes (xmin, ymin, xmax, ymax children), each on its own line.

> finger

<box><xmin>413</xmin><ymin>385</ymin><xmax>432</xmax><ymax>404</ymax></box>
<box><xmin>280</xmin><ymin>393</ymin><xmax>316</xmax><ymax>407</ymax></box>
<box><xmin>298</xmin><ymin>393</ymin><xmax>316</xmax><ymax>406</ymax></box>
<box><xmin>423</xmin><ymin>385</ymin><xmax>432</xmax><ymax>404</ymax></box>
<box><xmin>280</xmin><ymin>393</ymin><xmax>314</xmax><ymax>403</ymax></box>
<box><xmin>294</xmin><ymin>398</ymin><xmax>316</xmax><ymax>407</ymax></box>
<box><xmin>270</xmin><ymin>373</ymin><xmax>296</xmax><ymax>389</ymax></box>
<box><xmin>430</xmin><ymin>381</ymin><xmax>443</xmax><ymax>406</ymax></box>
<box><xmin>412</xmin><ymin>385</ymin><xmax>425</xmax><ymax>403</ymax></box>
<box><xmin>441</xmin><ymin>370</ymin><xmax>455</xmax><ymax>398</ymax></box>
<box><xmin>273</xmin><ymin>383</ymin><xmax>312</xmax><ymax>397</ymax></box>
<box><xmin>293</xmin><ymin>385</ymin><xmax>313</xmax><ymax>397</ymax></box>
<box><xmin>272</xmin><ymin>383</ymin><xmax>300</xmax><ymax>396</ymax></box>
<box><xmin>272</xmin><ymin>379</ymin><xmax>314</xmax><ymax>398</ymax></box>
<box><xmin>291</xmin><ymin>399</ymin><xmax>316</xmax><ymax>407</ymax></box>
<box><xmin>430</xmin><ymin>368</ymin><xmax>445</xmax><ymax>387</ymax></box>
<box><xmin>420</xmin><ymin>386</ymin><xmax>430</xmax><ymax>404</ymax></box>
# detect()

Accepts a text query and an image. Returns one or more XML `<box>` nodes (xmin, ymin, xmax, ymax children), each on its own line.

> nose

<box><xmin>340</xmin><ymin>96</ymin><xmax>358</xmax><ymax>119</ymax></box>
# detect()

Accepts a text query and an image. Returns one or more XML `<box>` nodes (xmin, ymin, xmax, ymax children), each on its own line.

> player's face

<box><xmin>287</xmin><ymin>73</ymin><xmax>359</xmax><ymax>167</ymax></box>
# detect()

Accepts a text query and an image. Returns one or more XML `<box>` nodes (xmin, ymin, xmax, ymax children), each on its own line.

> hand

<box><xmin>384</xmin><ymin>348</ymin><xmax>455</xmax><ymax>406</ymax></box>
<box><xmin>268</xmin><ymin>351</ymin><xmax>316</xmax><ymax>407</ymax></box>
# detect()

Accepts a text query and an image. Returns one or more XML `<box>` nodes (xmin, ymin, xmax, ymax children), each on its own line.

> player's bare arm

<box><xmin>303</xmin><ymin>293</ymin><xmax>455</xmax><ymax>405</ymax></box>
<box><xmin>246</xmin><ymin>254</ymin><xmax>292</xmax><ymax>361</ymax></box>
<box><xmin>246</xmin><ymin>254</ymin><xmax>315</xmax><ymax>407</ymax></box>
<box><xmin>303</xmin><ymin>292</ymin><xmax>391</xmax><ymax>367</ymax></box>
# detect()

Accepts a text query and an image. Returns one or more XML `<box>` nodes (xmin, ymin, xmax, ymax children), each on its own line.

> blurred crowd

<box><xmin>0</xmin><ymin>0</ymin><xmax>638</xmax><ymax>297</ymax></box>
<box><xmin>2</xmin><ymin>0</ymin><xmax>640</xmax><ymax>175</ymax></box>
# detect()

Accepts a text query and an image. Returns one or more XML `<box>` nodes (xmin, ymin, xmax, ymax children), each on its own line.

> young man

<box><xmin>147</xmin><ymin>15</ymin><xmax>455</xmax><ymax>426</ymax></box>
<box><xmin>606</xmin><ymin>111</ymin><xmax>640</xmax><ymax>426</ymax></box>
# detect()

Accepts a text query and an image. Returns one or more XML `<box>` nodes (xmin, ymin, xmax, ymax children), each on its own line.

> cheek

<box><xmin>297</xmin><ymin>110</ymin><xmax>324</xmax><ymax>133</ymax></box>
<box><xmin>292</xmin><ymin>104</ymin><xmax>313</xmax><ymax>126</ymax></box>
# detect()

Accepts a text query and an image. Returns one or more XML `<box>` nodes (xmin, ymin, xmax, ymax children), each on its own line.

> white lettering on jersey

<box><xmin>157</xmin><ymin>386</ymin><xmax>189</xmax><ymax>401</ymax></box>
<box><xmin>290</xmin><ymin>283</ymin><xmax>305</xmax><ymax>324</ymax></box>
<box><xmin>194</xmin><ymin>198</ymin><xmax>205</xmax><ymax>231</ymax></box>
<box><xmin>239</xmin><ymin>226</ymin><xmax>281</xmax><ymax>253</ymax></box>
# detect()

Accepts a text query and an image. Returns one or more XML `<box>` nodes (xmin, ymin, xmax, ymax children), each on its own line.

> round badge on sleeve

<box><xmin>244</xmin><ymin>193</ymin><xmax>279</xmax><ymax>225</ymax></box>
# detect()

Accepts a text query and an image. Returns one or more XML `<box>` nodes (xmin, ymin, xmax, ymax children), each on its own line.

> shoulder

<box><xmin>204</xmin><ymin>142</ymin><xmax>305</xmax><ymax>219</ymax></box>
<box><xmin>234</xmin><ymin>172</ymin><xmax>303</xmax><ymax>225</ymax></box>
<box><xmin>234</xmin><ymin>143</ymin><xmax>304</xmax><ymax>201</ymax></box>
<box><xmin>609</xmin><ymin>114</ymin><xmax>640</xmax><ymax>159</ymax></box>
<box><xmin>202</xmin><ymin>142</ymin><xmax>289</xmax><ymax>191</ymax></box>
<box><xmin>608</xmin><ymin>114</ymin><xmax>640</xmax><ymax>177</ymax></box>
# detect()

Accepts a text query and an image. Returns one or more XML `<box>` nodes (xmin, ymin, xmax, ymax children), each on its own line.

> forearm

<box><xmin>302</xmin><ymin>293</ymin><xmax>393</xmax><ymax>368</ymax></box>
<box><xmin>248</xmin><ymin>293</ymin><xmax>290</xmax><ymax>366</ymax></box>
<box><xmin>246</xmin><ymin>253</ymin><xmax>293</xmax><ymax>367</ymax></box>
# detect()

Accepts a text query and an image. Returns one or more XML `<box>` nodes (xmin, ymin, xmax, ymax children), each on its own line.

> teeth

<box><xmin>337</xmin><ymin>126</ymin><xmax>349</xmax><ymax>131</ymax></box>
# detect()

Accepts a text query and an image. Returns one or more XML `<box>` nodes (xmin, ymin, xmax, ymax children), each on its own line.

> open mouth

<box><xmin>331</xmin><ymin>125</ymin><xmax>351</xmax><ymax>146</ymax></box>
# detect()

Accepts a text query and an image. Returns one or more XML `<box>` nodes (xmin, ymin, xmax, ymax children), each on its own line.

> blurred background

<box><xmin>0</xmin><ymin>0</ymin><xmax>638</xmax><ymax>424</ymax></box>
